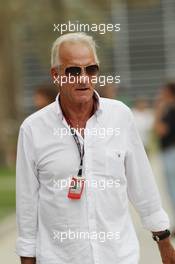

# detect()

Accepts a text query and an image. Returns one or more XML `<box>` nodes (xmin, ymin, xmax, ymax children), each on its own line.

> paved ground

<box><xmin>0</xmin><ymin>154</ymin><xmax>174</xmax><ymax>264</ymax></box>
<box><xmin>0</xmin><ymin>213</ymin><xmax>19</xmax><ymax>263</ymax></box>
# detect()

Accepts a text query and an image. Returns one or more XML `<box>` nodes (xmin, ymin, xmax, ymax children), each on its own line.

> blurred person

<box><xmin>132</xmin><ymin>98</ymin><xmax>154</xmax><ymax>153</ymax></box>
<box><xmin>16</xmin><ymin>33</ymin><xmax>175</xmax><ymax>264</ymax></box>
<box><xmin>97</xmin><ymin>83</ymin><xmax>118</xmax><ymax>99</ymax></box>
<box><xmin>155</xmin><ymin>83</ymin><xmax>175</xmax><ymax>235</ymax></box>
<box><xmin>34</xmin><ymin>84</ymin><xmax>58</xmax><ymax>110</ymax></box>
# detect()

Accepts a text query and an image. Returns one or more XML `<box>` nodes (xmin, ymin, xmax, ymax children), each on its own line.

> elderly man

<box><xmin>16</xmin><ymin>32</ymin><xmax>175</xmax><ymax>264</ymax></box>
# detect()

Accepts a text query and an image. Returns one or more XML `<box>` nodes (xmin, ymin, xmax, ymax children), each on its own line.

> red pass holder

<box><xmin>68</xmin><ymin>176</ymin><xmax>85</xmax><ymax>199</ymax></box>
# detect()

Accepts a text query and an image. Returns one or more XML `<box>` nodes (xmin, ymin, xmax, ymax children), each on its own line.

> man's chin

<box><xmin>75</xmin><ymin>96</ymin><xmax>91</xmax><ymax>105</ymax></box>
<box><xmin>73</xmin><ymin>89</ymin><xmax>93</xmax><ymax>103</ymax></box>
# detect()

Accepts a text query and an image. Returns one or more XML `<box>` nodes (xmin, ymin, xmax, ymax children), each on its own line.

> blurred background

<box><xmin>0</xmin><ymin>0</ymin><xmax>175</xmax><ymax>263</ymax></box>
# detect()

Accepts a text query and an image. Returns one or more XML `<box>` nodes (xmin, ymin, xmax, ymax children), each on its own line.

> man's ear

<box><xmin>51</xmin><ymin>67</ymin><xmax>59</xmax><ymax>85</ymax></box>
<box><xmin>51</xmin><ymin>67</ymin><xmax>58</xmax><ymax>79</ymax></box>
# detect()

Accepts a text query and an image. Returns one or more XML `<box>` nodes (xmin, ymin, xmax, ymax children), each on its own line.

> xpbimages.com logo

<box><xmin>53</xmin><ymin>74</ymin><xmax>120</xmax><ymax>87</ymax></box>
<box><xmin>53</xmin><ymin>21</ymin><xmax>120</xmax><ymax>35</ymax></box>
<box><xmin>53</xmin><ymin>126</ymin><xmax>121</xmax><ymax>139</ymax></box>
<box><xmin>52</xmin><ymin>178</ymin><xmax>120</xmax><ymax>191</ymax></box>
<box><xmin>53</xmin><ymin>229</ymin><xmax>120</xmax><ymax>243</ymax></box>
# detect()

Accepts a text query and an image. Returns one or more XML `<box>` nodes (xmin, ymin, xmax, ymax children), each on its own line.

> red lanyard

<box><xmin>67</xmin><ymin>127</ymin><xmax>85</xmax><ymax>199</ymax></box>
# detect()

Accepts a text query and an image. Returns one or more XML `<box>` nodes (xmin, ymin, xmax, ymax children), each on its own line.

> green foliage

<box><xmin>0</xmin><ymin>167</ymin><xmax>15</xmax><ymax>220</ymax></box>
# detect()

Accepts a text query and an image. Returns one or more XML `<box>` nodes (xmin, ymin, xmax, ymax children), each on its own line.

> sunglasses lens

<box><xmin>86</xmin><ymin>65</ymin><xmax>99</xmax><ymax>75</ymax></box>
<box><xmin>65</xmin><ymin>67</ymin><xmax>81</xmax><ymax>76</ymax></box>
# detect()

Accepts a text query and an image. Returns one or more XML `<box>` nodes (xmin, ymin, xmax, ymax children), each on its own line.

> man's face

<box><xmin>160</xmin><ymin>87</ymin><xmax>173</xmax><ymax>102</ymax></box>
<box><xmin>51</xmin><ymin>42</ymin><xmax>98</xmax><ymax>105</ymax></box>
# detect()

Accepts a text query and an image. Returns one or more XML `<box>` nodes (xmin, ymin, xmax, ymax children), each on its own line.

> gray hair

<box><xmin>51</xmin><ymin>32</ymin><xmax>99</xmax><ymax>67</ymax></box>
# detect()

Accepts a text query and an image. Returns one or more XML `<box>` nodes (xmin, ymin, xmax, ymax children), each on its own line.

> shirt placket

<box><xmin>84</xmin><ymin>115</ymin><xmax>100</xmax><ymax>264</ymax></box>
<box><xmin>62</xmin><ymin>113</ymin><xmax>100</xmax><ymax>264</ymax></box>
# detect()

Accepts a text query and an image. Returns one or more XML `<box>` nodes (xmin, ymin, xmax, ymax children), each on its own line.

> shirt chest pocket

<box><xmin>105</xmin><ymin>149</ymin><xmax>125</xmax><ymax>180</ymax></box>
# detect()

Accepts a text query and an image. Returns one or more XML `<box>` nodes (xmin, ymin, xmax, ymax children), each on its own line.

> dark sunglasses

<box><xmin>64</xmin><ymin>64</ymin><xmax>99</xmax><ymax>76</ymax></box>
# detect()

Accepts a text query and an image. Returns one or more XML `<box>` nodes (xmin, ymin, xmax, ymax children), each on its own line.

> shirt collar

<box><xmin>55</xmin><ymin>89</ymin><xmax>102</xmax><ymax>118</ymax></box>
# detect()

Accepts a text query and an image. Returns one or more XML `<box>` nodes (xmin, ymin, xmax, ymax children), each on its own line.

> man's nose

<box><xmin>79</xmin><ymin>68</ymin><xmax>89</xmax><ymax>84</ymax></box>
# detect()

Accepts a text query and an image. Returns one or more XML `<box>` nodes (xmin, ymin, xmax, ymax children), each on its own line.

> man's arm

<box><xmin>125</xmin><ymin>109</ymin><xmax>174</xmax><ymax>263</ymax></box>
<box><xmin>152</xmin><ymin>231</ymin><xmax>175</xmax><ymax>264</ymax></box>
<box><xmin>16</xmin><ymin>124</ymin><xmax>39</xmax><ymax>259</ymax></box>
<box><xmin>20</xmin><ymin>257</ymin><xmax>36</xmax><ymax>264</ymax></box>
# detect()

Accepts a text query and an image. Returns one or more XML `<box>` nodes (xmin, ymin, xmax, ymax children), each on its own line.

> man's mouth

<box><xmin>76</xmin><ymin>88</ymin><xmax>90</xmax><ymax>91</ymax></box>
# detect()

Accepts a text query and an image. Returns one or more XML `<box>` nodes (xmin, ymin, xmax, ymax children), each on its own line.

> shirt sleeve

<box><xmin>16</xmin><ymin>124</ymin><xmax>39</xmax><ymax>257</ymax></box>
<box><xmin>125</xmin><ymin>109</ymin><xmax>170</xmax><ymax>232</ymax></box>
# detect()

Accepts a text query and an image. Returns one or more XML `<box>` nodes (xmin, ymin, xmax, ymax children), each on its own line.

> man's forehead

<box><xmin>59</xmin><ymin>42</ymin><xmax>96</xmax><ymax>65</ymax></box>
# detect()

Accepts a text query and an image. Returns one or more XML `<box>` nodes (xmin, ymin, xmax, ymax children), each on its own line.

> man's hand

<box><xmin>20</xmin><ymin>257</ymin><xmax>36</xmax><ymax>264</ymax></box>
<box><xmin>156</xmin><ymin>238</ymin><xmax>175</xmax><ymax>264</ymax></box>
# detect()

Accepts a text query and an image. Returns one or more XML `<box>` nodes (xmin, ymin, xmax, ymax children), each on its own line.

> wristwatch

<box><xmin>152</xmin><ymin>229</ymin><xmax>171</xmax><ymax>242</ymax></box>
